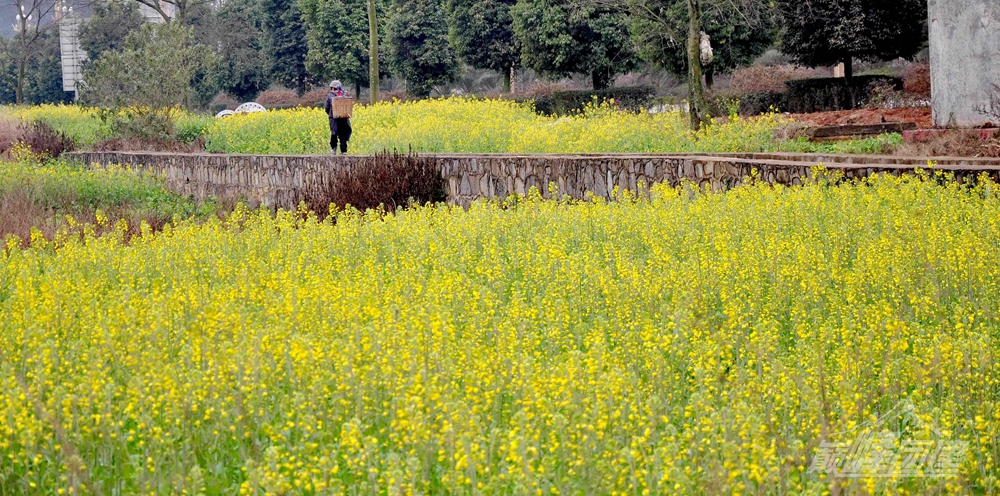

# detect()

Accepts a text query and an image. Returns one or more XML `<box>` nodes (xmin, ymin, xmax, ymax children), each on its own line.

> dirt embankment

<box><xmin>788</xmin><ymin>107</ymin><xmax>932</xmax><ymax>129</ymax></box>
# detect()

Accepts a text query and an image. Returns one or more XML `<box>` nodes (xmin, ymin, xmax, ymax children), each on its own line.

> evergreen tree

<box><xmin>82</xmin><ymin>22</ymin><xmax>212</xmax><ymax>110</ymax></box>
<box><xmin>299</xmin><ymin>0</ymin><xmax>389</xmax><ymax>95</ymax></box>
<box><xmin>262</xmin><ymin>0</ymin><xmax>314</xmax><ymax>95</ymax></box>
<box><xmin>211</xmin><ymin>0</ymin><xmax>271</xmax><ymax>102</ymax></box>
<box><xmin>511</xmin><ymin>0</ymin><xmax>637</xmax><ymax>90</ymax></box>
<box><xmin>776</xmin><ymin>0</ymin><xmax>926</xmax><ymax>79</ymax></box>
<box><xmin>386</xmin><ymin>0</ymin><xmax>458</xmax><ymax>97</ymax></box>
<box><xmin>445</xmin><ymin>0</ymin><xmax>518</xmax><ymax>93</ymax></box>
<box><xmin>0</xmin><ymin>30</ymin><xmax>70</xmax><ymax>104</ymax></box>
<box><xmin>78</xmin><ymin>0</ymin><xmax>147</xmax><ymax>62</ymax></box>
<box><xmin>627</xmin><ymin>0</ymin><xmax>776</xmax><ymax>88</ymax></box>
<box><xmin>22</xmin><ymin>31</ymin><xmax>71</xmax><ymax>104</ymax></box>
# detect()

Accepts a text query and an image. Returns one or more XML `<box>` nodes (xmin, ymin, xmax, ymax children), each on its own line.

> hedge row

<box><xmin>531</xmin><ymin>86</ymin><xmax>657</xmax><ymax>116</ymax></box>
<box><xmin>726</xmin><ymin>75</ymin><xmax>904</xmax><ymax>116</ymax></box>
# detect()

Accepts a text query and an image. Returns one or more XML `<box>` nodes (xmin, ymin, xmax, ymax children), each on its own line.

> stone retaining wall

<box><xmin>66</xmin><ymin>151</ymin><xmax>1000</xmax><ymax>209</ymax></box>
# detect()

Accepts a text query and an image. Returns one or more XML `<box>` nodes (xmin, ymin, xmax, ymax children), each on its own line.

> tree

<box><xmin>78</xmin><ymin>0</ymin><xmax>147</xmax><ymax>61</ymax></box>
<box><xmin>22</xmin><ymin>30</ymin><xmax>71</xmax><ymax>104</ymax></box>
<box><xmin>368</xmin><ymin>0</ymin><xmax>379</xmax><ymax>102</ymax></box>
<box><xmin>127</xmin><ymin>0</ymin><xmax>212</xmax><ymax>23</ymax></box>
<box><xmin>262</xmin><ymin>0</ymin><xmax>313</xmax><ymax>95</ymax></box>
<box><xmin>81</xmin><ymin>23</ymin><xmax>213</xmax><ymax>138</ymax></box>
<box><xmin>386</xmin><ymin>0</ymin><xmax>458</xmax><ymax>97</ymax></box>
<box><xmin>511</xmin><ymin>0</ymin><xmax>637</xmax><ymax>90</ymax></box>
<box><xmin>211</xmin><ymin>0</ymin><xmax>270</xmax><ymax>101</ymax></box>
<box><xmin>685</xmin><ymin>0</ymin><xmax>708</xmax><ymax>129</ymax></box>
<box><xmin>299</xmin><ymin>0</ymin><xmax>388</xmax><ymax>96</ymax></box>
<box><xmin>445</xmin><ymin>0</ymin><xmax>518</xmax><ymax>93</ymax></box>
<box><xmin>626</xmin><ymin>0</ymin><xmax>776</xmax><ymax>88</ymax></box>
<box><xmin>776</xmin><ymin>0</ymin><xmax>926</xmax><ymax>80</ymax></box>
<box><xmin>0</xmin><ymin>0</ymin><xmax>57</xmax><ymax>104</ymax></box>
<box><xmin>0</xmin><ymin>29</ymin><xmax>70</xmax><ymax>104</ymax></box>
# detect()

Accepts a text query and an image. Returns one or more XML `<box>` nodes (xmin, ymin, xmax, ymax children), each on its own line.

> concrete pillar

<box><xmin>928</xmin><ymin>0</ymin><xmax>1000</xmax><ymax>127</ymax></box>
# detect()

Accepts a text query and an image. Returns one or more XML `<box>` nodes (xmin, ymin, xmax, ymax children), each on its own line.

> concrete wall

<box><xmin>929</xmin><ymin>0</ymin><xmax>1000</xmax><ymax>127</ymax></box>
<box><xmin>65</xmin><ymin>152</ymin><xmax>1000</xmax><ymax>210</ymax></box>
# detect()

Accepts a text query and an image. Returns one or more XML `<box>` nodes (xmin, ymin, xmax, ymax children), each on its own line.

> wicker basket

<box><xmin>330</xmin><ymin>98</ymin><xmax>354</xmax><ymax>118</ymax></box>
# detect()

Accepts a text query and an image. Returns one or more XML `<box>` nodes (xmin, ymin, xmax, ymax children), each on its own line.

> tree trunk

<box><xmin>368</xmin><ymin>0</ymin><xmax>379</xmax><ymax>104</ymax></box>
<box><xmin>173</xmin><ymin>1</ymin><xmax>184</xmax><ymax>24</ymax></box>
<box><xmin>355</xmin><ymin>82</ymin><xmax>361</xmax><ymax>100</ymax></box>
<box><xmin>502</xmin><ymin>67</ymin><xmax>512</xmax><ymax>94</ymax></box>
<box><xmin>844</xmin><ymin>57</ymin><xmax>855</xmax><ymax>109</ymax></box>
<box><xmin>591</xmin><ymin>71</ymin><xmax>609</xmax><ymax>91</ymax></box>
<box><xmin>16</xmin><ymin>58</ymin><xmax>25</xmax><ymax>105</ymax></box>
<box><xmin>705</xmin><ymin>65</ymin><xmax>715</xmax><ymax>91</ymax></box>
<box><xmin>686</xmin><ymin>0</ymin><xmax>709</xmax><ymax>130</ymax></box>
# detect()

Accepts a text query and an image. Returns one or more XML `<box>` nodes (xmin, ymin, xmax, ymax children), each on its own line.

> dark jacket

<box><xmin>325</xmin><ymin>91</ymin><xmax>352</xmax><ymax>139</ymax></box>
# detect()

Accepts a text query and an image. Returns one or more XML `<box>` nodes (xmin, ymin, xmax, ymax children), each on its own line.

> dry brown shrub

<box><xmin>299</xmin><ymin>88</ymin><xmax>329</xmax><ymax>107</ymax></box>
<box><xmin>255</xmin><ymin>89</ymin><xmax>299</xmax><ymax>106</ymax></box>
<box><xmin>523</xmin><ymin>80</ymin><xmax>574</xmax><ymax>98</ymax></box>
<box><xmin>771</xmin><ymin>121</ymin><xmax>815</xmax><ymax>141</ymax></box>
<box><xmin>378</xmin><ymin>90</ymin><xmax>412</xmax><ymax>103</ymax></box>
<box><xmin>0</xmin><ymin>117</ymin><xmax>24</xmax><ymax>158</ymax></box>
<box><xmin>730</xmin><ymin>65</ymin><xmax>828</xmax><ymax>94</ymax></box>
<box><xmin>304</xmin><ymin>152</ymin><xmax>447</xmax><ymax>218</ymax></box>
<box><xmin>212</xmin><ymin>93</ymin><xmax>239</xmax><ymax>109</ymax></box>
<box><xmin>902</xmin><ymin>63</ymin><xmax>931</xmax><ymax>97</ymax></box>
<box><xmin>895</xmin><ymin>131</ymin><xmax>1000</xmax><ymax>158</ymax></box>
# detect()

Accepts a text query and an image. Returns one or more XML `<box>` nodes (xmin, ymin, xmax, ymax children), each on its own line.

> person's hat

<box><xmin>330</xmin><ymin>80</ymin><xmax>342</xmax><ymax>89</ymax></box>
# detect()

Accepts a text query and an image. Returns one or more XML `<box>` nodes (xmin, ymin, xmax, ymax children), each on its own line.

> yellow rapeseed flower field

<box><xmin>1</xmin><ymin>168</ymin><xmax>997</xmax><ymax>494</ymax></box>
<box><xmin>8</xmin><ymin>100</ymin><xmax>901</xmax><ymax>155</ymax></box>
<box><xmin>201</xmin><ymin>99</ymin><xmax>818</xmax><ymax>155</ymax></box>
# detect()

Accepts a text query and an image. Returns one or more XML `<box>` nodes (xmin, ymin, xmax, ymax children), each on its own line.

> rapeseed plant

<box><xmin>0</xmin><ymin>165</ymin><xmax>997</xmax><ymax>494</ymax></box>
<box><xmin>7</xmin><ymin>100</ymin><xmax>900</xmax><ymax>155</ymax></box>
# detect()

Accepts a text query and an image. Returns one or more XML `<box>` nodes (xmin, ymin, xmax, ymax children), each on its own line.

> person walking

<box><xmin>325</xmin><ymin>80</ymin><xmax>353</xmax><ymax>154</ymax></box>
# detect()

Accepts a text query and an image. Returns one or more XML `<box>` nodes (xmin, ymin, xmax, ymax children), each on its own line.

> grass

<box><xmin>0</xmin><ymin>148</ymin><xmax>216</xmax><ymax>245</ymax></box>
<box><xmin>0</xmin><ymin>171</ymin><xmax>997</xmax><ymax>493</ymax></box>
<box><xmin>777</xmin><ymin>133</ymin><xmax>904</xmax><ymax>154</ymax></box>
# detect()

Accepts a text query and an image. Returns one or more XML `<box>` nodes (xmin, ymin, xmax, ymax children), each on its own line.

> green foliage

<box><xmin>261</xmin><ymin>0</ymin><xmax>314</xmax><ymax>95</ymax></box>
<box><xmin>776</xmin><ymin>0</ymin><xmax>927</xmax><ymax>70</ymax></box>
<box><xmin>784</xmin><ymin>75</ymin><xmax>904</xmax><ymax>113</ymax></box>
<box><xmin>627</xmin><ymin>0</ymin><xmax>777</xmax><ymax>81</ymax></box>
<box><xmin>386</xmin><ymin>0</ymin><xmax>459</xmax><ymax>97</ymax></box>
<box><xmin>0</xmin><ymin>32</ymin><xmax>72</xmax><ymax>105</ymax></box>
<box><xmin>78</xmin><ymin>0</ymin><xmax>147</xmax><ymax>61</ymax></box>
<box><xmin>211</xmin><ymin>0</ymin><xmax>271</xmax><ymax>102</ymax></box>
<box><xmin>20</xmin><ymin>32</ymin><xmax>72</xmax><ymax>105</ymax></box>
<box><xmin>176</xmin><ymin>115</ymin><xmax>214</xmax><ymax>143</ymax></box>
<box><xmin>0</xmin><ymin>155</ymin><xmax>211</xmax><ymax>218</ymax></box>
<box><xmin>718</xmin><ymin>90</ymin><xmax>786</xmax><ymax>116</ymax></box>
<box><xmin>777</xmin><ymin>133</ymin><xmax>904</xmax><ymax>155</ymax></box>
<box><xmin>299</xmin><ymin>0</ymin><xmax>389</xmax><ymax>92</ymax></box>
<box><xmin>82</xmin><ymin>23</ymin><xmax>213</xmax><ymax>112</ymax></box>
<box><xmin>532</xmin><ymin>86</ymin><xmax>656</xmax><ymax>116</ymax></box>
<box><xmin>0</xmin><ymin>62</ymin><xmax>16</xmax><ymax>103</ymax></box>
<box><xmin>445</xmin><ymin>0</ymin><xmax>518</xmax><ymax>86</ymax></box>
<box><xmin>100</xmin><ymin>108</ymin><xmax>175</xmax><ymax>142</ymax></box>
<box><xmin>511</xmin><ymin>0</ymin><xmax>637</xmax><ymax>90</ymax></box>
<box><xmin>81</xmin><ymin>23</ymin><xmax>214</xmax><ymax>140</ymax></box>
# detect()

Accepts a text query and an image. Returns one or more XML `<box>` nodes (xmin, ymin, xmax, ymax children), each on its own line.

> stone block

<box><xmin>460</xmin><ymin>174</ymin><xmax>472</xmax><ymax>196</ymax></box>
